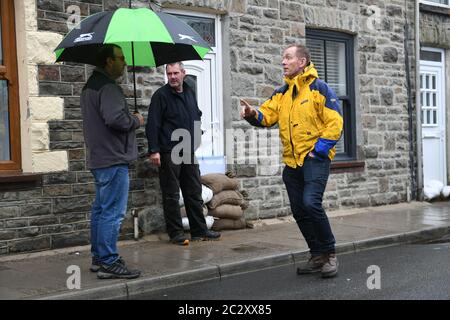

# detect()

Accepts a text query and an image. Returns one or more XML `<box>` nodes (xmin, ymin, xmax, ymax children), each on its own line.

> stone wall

<box><xmin>224</xmin><ymin>0</ymin><xmax>417</xmax><ymax>217</ymax></box>
<box><xmin>420</xmin><ymin>7</ymin><xmax>450</xmax><ymax>48</ymax></box>
<box><xmin>0</xmin><ymin>0</ymin><xmax>418</xmax><ymax>255</ymax></box>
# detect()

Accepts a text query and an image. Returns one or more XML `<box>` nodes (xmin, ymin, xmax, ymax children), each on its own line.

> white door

<box><xmin>164</xmin><ymin>10</ymin><xmax>224</xmax><ymax>174</ymax></box>
<box><xmin>183</xmin><ymin>55</ymin><xmax>225</xmax><ymax>174</ymax></box>
<box><xmin>420</xmin><ymin>49</ymin><xmax>446</xmax><ymax>185</ymax></box>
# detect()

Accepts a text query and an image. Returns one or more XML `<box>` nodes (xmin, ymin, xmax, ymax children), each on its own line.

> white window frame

<box><xmin>420</xmin><ymin>47</ymin><xmax>445</xmax><ymax>128</ymax></box>
<box><xmin>420</xmin><ymin>0</ymin><xmax>450</xmax><ymax>9</ymax></box>
<box><xmin>421</xmin><ymin>47</ymin><xmax>445</xmax><ymax>66</ymax></box>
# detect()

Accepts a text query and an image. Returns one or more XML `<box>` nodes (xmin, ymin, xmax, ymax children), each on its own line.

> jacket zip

<box><xmin>288</xmin><ymin>86</ymin><xmax>297</xmax><ymax>164</ymax></box>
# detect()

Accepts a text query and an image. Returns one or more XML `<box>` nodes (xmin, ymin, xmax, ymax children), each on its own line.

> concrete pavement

<box><xmin>0</xmin><ymin>201</ymin><xmax>449</xmax><ymax>300</ymax></box>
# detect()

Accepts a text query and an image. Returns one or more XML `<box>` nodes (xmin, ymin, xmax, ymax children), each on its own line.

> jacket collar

<box><xmin>284</xmin><ymin>63</ymin><xmax>319</xmax><ymax>88</ymax></box>
<box><xmin>167</xmin><ymin>81</ymin><xmax>193</xmax><ymax>95</ymax></box>
<box><xmin>94</xmin><ymin>67</ymin><xmax>116</xmax><ymax>82</ymax></box>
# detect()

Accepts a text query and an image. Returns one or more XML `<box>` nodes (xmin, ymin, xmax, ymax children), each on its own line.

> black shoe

<box><xmin>170</xmin><ymin>233</ymin><xmax>190</xmax><ymax>246</ymax></box>
<box><xmin>91</xmin><ymin>256</ymin><xmax>126</xmax><ymax>272</ymax></box>
<box><xmin>191</xmin><ymin>230</ymin><xmax>221</xmax><ymax>241</ymax></box>
<box><xmin>97</xmin><ymin>258</ymin><xmax>141</xmax><ymax>279</ymax></box>
<box><xmin>90</xmin><ymin>256</ymin><xmax>101</xmax><ymax>273</ymax></box>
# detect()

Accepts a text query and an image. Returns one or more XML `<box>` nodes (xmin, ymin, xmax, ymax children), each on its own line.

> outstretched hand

<box><xmin>240</xmin><ymin>99</ymin><xmax>256</xmax><ymax>118</ymax></box>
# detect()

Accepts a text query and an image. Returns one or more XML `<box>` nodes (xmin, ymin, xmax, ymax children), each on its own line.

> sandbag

<box><xmin>207</xmin><ymin>190</ymin><xmax>244</xmax><ymax>210</ymax></box>
<box><xmin>182</xmin><ymin>215</ymin><xmax>214</xmax><ymax>230</ymax></box>
<box><xmin>208</xmin><ymin>204</ymin><xmax>243</xmax><ymax>220</ymax></box>
<box><xmin>179</xmin><ymin>185</ymin><xmax>214</xmax><ymax>206</ymax></box>
<box><xmin>180</xmin><ymin>204</ymin><xmax>208</xmax><ymax>217</ymax></box>
<box><xmin>212</xmin><ymin>218</ymin><xmax>247</xmax><ymax>231</ymax></box>
<box><xmin>201</xmin><ymin>173</ymin><xmax>239</xmax><ymax>194</ymax></box>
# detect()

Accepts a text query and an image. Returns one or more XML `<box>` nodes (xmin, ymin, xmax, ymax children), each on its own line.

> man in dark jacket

<box><xmin>146</xmin><ymin>62</ymin><xmax>220</xmax><ymax>245</ymax></box>
<box><xmin>81</xmin><ymin>44</ymin><xmax>143</xmax><ymax>279</ymax></box>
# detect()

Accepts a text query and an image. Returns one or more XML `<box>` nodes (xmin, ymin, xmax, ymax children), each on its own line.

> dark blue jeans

<box><xmin>282</xmin><ymin>156</ymin><xmax>335</xmax><ymax>256</ymax></box>
<box><xmin>90</xmin><ymin>164</ymin><xmax>129</xmax><ymax>266</ymax></box>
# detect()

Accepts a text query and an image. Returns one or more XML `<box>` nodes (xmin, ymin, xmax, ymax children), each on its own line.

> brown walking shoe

<box><xmin>321</xmin><ymin>253</ymin><xmax>338</xmax><ymax>278</ymax></box>
<box><xmin>297</xmin><ymin>255</ymin><xmax>326</xmax><ymax>274</ymax></box>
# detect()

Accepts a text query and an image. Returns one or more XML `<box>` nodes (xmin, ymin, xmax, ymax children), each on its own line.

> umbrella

<box><xmin>54</xmin><ymin>6</ymin><xmax>211</xmax><ymax>111</ymax></box>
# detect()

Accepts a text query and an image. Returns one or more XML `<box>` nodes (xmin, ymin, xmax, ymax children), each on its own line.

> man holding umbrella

<box><xmin>81</xmin><ymin>44</ymin><xmax>143</xmax><ymax>279</ymax></box>
<box><xmin>54</xmin><ymin>5</ymin><xmax>214</xmax><ymax>272</ymax></box>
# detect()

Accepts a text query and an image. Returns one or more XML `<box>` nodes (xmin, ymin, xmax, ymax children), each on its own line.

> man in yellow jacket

<box><xmin>241</xmin><ymin>44</ymin><xmax>343</xmax><ymax>278</ymax></box>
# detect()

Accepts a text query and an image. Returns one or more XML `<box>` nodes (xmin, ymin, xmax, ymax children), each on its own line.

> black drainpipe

<box><xmin>404</xmin><ymin>10</ymin><xmax>417</xmax><ymax>201</ymax></box>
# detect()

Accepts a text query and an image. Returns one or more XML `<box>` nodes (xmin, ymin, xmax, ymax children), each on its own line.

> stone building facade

<box><xmin>1</xmin><ymin>0</ymin><xmax>441</xmax><ymax>255</ymax></box>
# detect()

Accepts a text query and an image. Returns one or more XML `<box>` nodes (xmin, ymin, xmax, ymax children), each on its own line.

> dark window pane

<box><xmin>172</xmin><ymin>14</ymin><xmax>215</xmax><ymax>47</ymax></box>
<box><xmin>420</xmin><ymin>50</ymin><xmax>442</xmax><ymax>62</ymax></box>
<box><xmin>424</xmin><ymin>0</ymin><xmax>449</xmax><ymax>5</ymax></box>
<box><xmin>335</xmin><ymin>100</ymin><xmax>345</xmax><ymax>154</ymax></box>
<box><xmin>306</xmin><ymin>30</ymin><xmax>354</xmax><ymax>159</ymax></box>
<box><xmin>0</xmin><ymin>80</ymin><xmax>10</xmax><ymax>161</ymax></box>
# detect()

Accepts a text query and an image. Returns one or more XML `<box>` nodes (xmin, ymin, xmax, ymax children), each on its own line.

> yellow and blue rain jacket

<box><xmin>245</xmin><ymin>63</ymin><xmax>343</xmax><ymax>168</ymax></box>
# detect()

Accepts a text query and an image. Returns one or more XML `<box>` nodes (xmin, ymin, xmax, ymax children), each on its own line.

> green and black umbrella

<box><xmin>54</xmin><ymin>8</ymin><xmax>211</xmax><ymax>67</ymax></box>
<box><xmin>54</xmin><ymin>7</ymin><xmax>211</xmax><ymax>110</ymax></box>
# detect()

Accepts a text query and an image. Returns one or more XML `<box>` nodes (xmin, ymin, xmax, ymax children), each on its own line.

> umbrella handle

<box><xmin>131</xmin><ymin>42</ymin><xmax>138</xmax><ymax>113</ymax></box>
<box><xmin>128</xmin><ymin>1</ymin><xmax>137</xmax><ymax>112</ymax></box>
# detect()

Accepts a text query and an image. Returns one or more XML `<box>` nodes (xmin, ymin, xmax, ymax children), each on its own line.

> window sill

<box><xmin>0</xmin><ymin>172</ymin><xmax>43</xmax><ymax>191</ymax></box>
<box><xmin>420</xmin><ymin>3</ymin><xmax>450</xmax><ymax>16</ymax></box>
<box><xmin>331</xmin><ymin>161</ymin><xmax>365</xmax><ymax>174</ymax></box>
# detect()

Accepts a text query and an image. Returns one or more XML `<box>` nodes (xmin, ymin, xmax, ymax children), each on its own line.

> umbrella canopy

<box><xmin>54</xmin><ymin>8</ymin><xmax>211</xmax><ymax>67</ymax></box>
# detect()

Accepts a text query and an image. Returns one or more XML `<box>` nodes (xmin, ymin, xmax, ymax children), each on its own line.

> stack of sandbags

<box><xmin>180</xmin><ymin>185</ymin><xmax>214</xmax><ymax>230</ymax></box>
<box><xmin>201</xmin><ymin>172</ymin><xmax>248</xmax><ymax>231</ymax></box>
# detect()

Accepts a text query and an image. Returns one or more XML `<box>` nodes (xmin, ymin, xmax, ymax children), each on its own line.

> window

<box><xmin>0</xmin><ymin>0</ymin><xmax>21</xmax><ymax>172</ymax></box>
<box><xmin>172</xmin><ymin>14</ymin><xmax>216</xmax><ymax>48</ymax></box>
<box><xmin>306</xmin><ymin>30</ymin><xmax>356</xmax><ymax>160</ymax></box>
<box><xmin>420</xmin><ymin>72</ymin><xmax>438</xmax><ymax>126</ymax></box>
<box><xmin>421</xmin><ymin>0</ymin><xmax>450</xmax><ymax>7</ymax></box>
<box><xmin>420</xmin><ymin>49</ymin><xmax>443</xmax><ymax>63</ymax></box>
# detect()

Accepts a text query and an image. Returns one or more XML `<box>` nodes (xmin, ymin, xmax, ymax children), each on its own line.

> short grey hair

<box><xmin>165</xmin><ymin>61</ymin><xmax>185</xmax><ymax>71</ymax></box>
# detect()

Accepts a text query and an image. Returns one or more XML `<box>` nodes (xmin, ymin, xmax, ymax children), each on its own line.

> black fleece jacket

<box><xmin>146</xmin><ymin>82</ymin><xmax>202</xmax><ymax>154</ymax></box>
